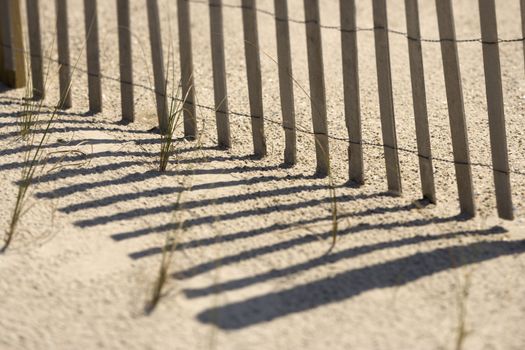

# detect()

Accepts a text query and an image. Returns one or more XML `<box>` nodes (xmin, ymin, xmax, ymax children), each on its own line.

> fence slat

<box><xmin>0</xmin><ymin>0</ymin><xmax>12</xmax><ymax>85</ymax></box>
<box><xmin>304</xmin><ymin>0</ymin><xmax>330</xmax><ymax>176</ymax></box>
<box><xmin>242</xmin><ymin>0</ymin><xmax>266</xmax><ymax>157</ymax></box>
<box><xmin>274</xmin><ymin>0</ymin><xmax>297</xmax><ymax>165</ymax></box>
<box><xmin>209</xmin><ymin>0</ymin><xmax>231</xmax><ymax>148</ymax></box>
<box><xmin>116</xmin><ymin>0</ymin><xmax>134</xmax><ymax>122</ymax></box>
<box><xmin>340</xmin><ymin>0</ymin><xmax>363</xmax><ymax>184</ymax></box>
<box><xmin>146</xmin><ymin>0</ymin><xmax>168</xmax><ymax>133</ymax></box>
<box><xmin>436</xmin><ymin>0</ymin><xmax>475</xmax><ymax>217</ymax></box>
<box><xmin>521</xmin><ymin>0</ymin><xmax>525</xmax><ymax>73</ymax></box>
<box><xmin>0</xmin><ymin>0</ymin><xmax>26</xmax><ymax>88</ymax></box>
<box><xmin>26</xmin><ymin>0</ymin><xmax>44</xmax><ymax>99</ymax></box>
<box><xmin>479</xmin><ymin>0</ymin><xmax>513</xmax><ymax>220</ymax></box>
<box><xmin>274</xmin><ymin>0</ymin><xmax>296</xmax><ymax>165</ymax></box>
<box><xmin>372</xmin><ymin>0</ymin><xmax>402</xmax><ymax>195</ymax></box>
<box><xmin>404</xmin><ymin>0</ymin><xmax>436</xmax><ymax>203</ymax></box>
<box><xmin>177</xmin><ymin>0</ymin><xmax>197</xmax><ymax>140</ymax></box>
<box><xmin>56</xmin><ymin>0</ymin><xmax>72</xmax><ymax>109</ymax></box>
<box><xmin>84</xmin><ymin>0</ymin><xmax>102</xmax><ymax>113</ymax></box>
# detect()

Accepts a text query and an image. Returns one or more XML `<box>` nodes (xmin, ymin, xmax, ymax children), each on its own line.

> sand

<box><xmin>1</xmin><ymin>0</ymin><xmax>525</xmax><ymax>349</ymax></box>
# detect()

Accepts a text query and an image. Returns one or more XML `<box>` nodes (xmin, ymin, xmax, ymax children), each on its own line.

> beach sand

<box><xmin>1</xmin><ymin>0</ymin><xmax>525</xmax><ymax>349</ymax></box>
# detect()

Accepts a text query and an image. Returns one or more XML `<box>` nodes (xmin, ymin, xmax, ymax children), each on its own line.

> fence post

<box><xmin>177</xmin><ymin>0</ymin><xmax>197</xmax><ymax>140</ymax></box>
<box><xmin>83</xmin><ymin>0</ymin><xmax>102</xmax><ymax>113</ymax></box>
<box><xmin>0</xmin><ymin>0</ymin><xmax>26</xmax><ymax>88</ymax></box>
<box><xmin>209</xmin><ymin>0</ymin><xmax>231</xmax><ymax>148</ymax></box>
<box><xmin>436</xmin><ymin>0</ymin><xmax>475</xmax><ymax>217</ymax></box>
<box><xmin>340</xmin><ymin>0</ymin><xmax>363</xmax><ymax>184</ymax></box>
<box><xmin>26</xmin><ymin>0</ymin><xmax>44</xmax><ymax>99</ymax></box>
<box><xmin>146</xmin><ymin>0</ymin><xmax>168</xmax><ymax>134</ymax></box>
<box><xmin>304</xmin><ymin>0</ymin><xmax>330</xmax><ymax>176</ymax></box>
<box><xmin>55</xmin><ymin>0</ymin><xmax>72</xmax><ymax>109</ymax></box>
<box><xmin>274</xmin><ymin>0</ymin><xmax>296</xmax><ymax>165</ymax></box>
<box><xmin>242</xmin><ymin>0</ymin><xmax>266</xmax><ymax>157</ymax></box>
<box><xmin>479</xmin><ymin>0</ymin><xmax>513</xmax><ymax>220</ymax></box>
<box><xmin>404</xmin><ymin>0</ymin><xmax>436</xmax><ymax>203</ymax></box>
<box><xmin>373</xmin><ymin>0</ymin><xmax>402</xmax><ymax>195</ymax></box>
<box><xmin>116</xmin><ymin>0</ymin><xmax>134</xmax><ymax>122</ymax></box>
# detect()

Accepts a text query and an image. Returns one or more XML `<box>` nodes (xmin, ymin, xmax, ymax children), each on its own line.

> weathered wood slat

<box><xmin>479</xmin><ymin>0</ymin><xmax>513</xmax><ymax>220</ymax></box>
<box><xmin>436</xmin><ymin>0</ymin><xmax>476</xmax><ymax>216</ymax></box>
<box><xmin>304</xmin><ymin>0</ymin><xmax>330</xmax><ymax>176</ymax></box>
<box><xmin>209</xmin><ymin>0</ymin><xmax>231</xmax><ymax>148</ymax></box>
<box><xmin>274</xmin><ymin>0</ymin><xmax>296</xmax><ymax>165</ymax></box>
<box><xmin>521</xmin><ymin>0</ymin><xmax>525</xmax><ymax>73</ymax></box>
<box><xmin>0</xmin><ymin>0</ymin><xmax>26</xmax><ymax>88</ymax></box>
<box><xmin>372</xmin><ymin>0</ymin><xmax>402</xmax><ymax>195</ymax></box>
<box><xmin>83</xmin><ymin>0</ymin><xmax>102</xmax><ymax>113</ymax></box>
<box><xmin>340</xmin><ymin>0</ymin><xmax>363</xmax><ymax>184</ymax></box>
<box><xmin>404</xmin><ymin>0</ymin><xmax>436</xmax><ymax>203</ymax></box>
<box><xmin>0</xmin><ymin>0</ymin><xmax>14</xmax><ymax>85</ymax></box>
<box><xmin>242</xmin><ymin>0</ymin><xmax>266</xmax><ymax>157</ymax></box>
<box><xmin>116</xmin><ymin>0</ymin><xmax>134</xmax><ymax>122</ymax></box>
<box><xmin>56</xmin><ymin>0</ymin><xmax>72</xmax><ymax>109</ymax></box>
<box><xmin>26</xmin><ymin>0</ymin><xmax>44</xmax><ymax>99</ymax></box>
<box><xmin>177</xmin><ymin>0</ymin><xmax>197</xmax><ymax>140</ymax></box>
<box><xmin>146</xmin><ymin>0</ymin><xmax>168</xmax><ymax>133</ymax></box>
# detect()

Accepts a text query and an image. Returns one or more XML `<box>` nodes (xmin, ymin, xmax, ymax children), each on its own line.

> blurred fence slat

<box><xmin>209</xmin><ymin>0</ymin><xmax>231</xmax><ymax>148</ymax></box>
<box><xmin>26</xmin><ymin>0</ymin><xmax>44</xmax><ymax>99</ymax></box>
<box><xmin>274</xmin><ymin>0</ymin><xmax>296</xmax><ymax>165</ymax></box>
<box><xmin>479</xmin><ymin>0</ymin><xmax>513</xmax><ymax>220</ymax></box>
<box><xmin>373</xmin><ymin>0</ymin><xmax>402</xmax><ymax>195</ymax></box>
<box><xmin>56</xmin><ymin>0</ymin><xmax>72</xmax><ymax>109</ymax></box>
<box><xmin>404</xmin><ymin>0</ymin><xmax>436</xmax><ymax>203</ymax></box>
<box><xmin>84</xmin><ymin>0</ymin><xmax>102</xmax><ymax>113</ymax></box>
<box><xmin>304</xmin><ymin>0</ymin><xmax>330</xmax><ymax>176</ymax></box>
<box><xmin>116</xmin><ymin>0</ymin><xmax>134</xmax><ymax>122</ymax></box>
<box><xmin>436</xmin><ymin>0</ymin><xmax>475</xmax><ymax>217</ymax></box>
<box><xmin>242</xmin><ymin>0</ymin><xmax>266</xmax><ymax>157</ymax></box>
<box><xmin>146</xmin><ymin>0</ymin><xmax>168</xmax><ymax>133</ymax></box>
<box><xmin>521</xmin><ymin>0</ymin><xmax>525</xmax><ymax>73</ymax></box>
<box><xmin>340</xmin><ymin>0</ymin><xmax>363</xmax><ymax>184</ymax></box>
<box><xmin>177</xmin><ymin>0</ymin><xmax>197</xmax><ymax>140</ymax></box>
<box><xmin>0</xmin><ymin>0</ymin><xmax>26</xmax><ymax>88</ymax></box>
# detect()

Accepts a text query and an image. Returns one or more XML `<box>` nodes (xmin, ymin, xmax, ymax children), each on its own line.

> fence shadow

<box><xmin>195</xmin><ymin>236</ymin><xmax>525</xmax><ymax>330</ymax></box>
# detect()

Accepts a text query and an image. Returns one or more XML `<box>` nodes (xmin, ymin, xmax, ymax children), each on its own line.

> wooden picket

<box><xmin>0</xmin><ymin>0</ymin><xmax>26</xmax><ymax>88</ymax></box>
<box><xmin>521</xmin><ymin>0</ymin><xmax>525</xmax><ymax>72</ymax></box>
<box><xmin>436</xmin><ymin>0</ymin><xmax>476</xmax><ymax>217</ymax></box>
<box><xmin>209</xmin><ymin>0</ymin><xmax>231</xmax><ymax>148</ymax></box>
<box><xmin>479</xmin><ymin>0</ymin><xmax>514</xmax><ymax>220</ymax></box>
<box><xmin>116</xmin><ymin>0</ymin><xmax>134</xmax><ymax>122</ymax></box>
<box><xmin>83</xmin><ymin>0</ymin><xmax>102</xmax><ymax>113</ymax></box>
<box><xmin>146</xmin><ymin>0</ymin><xmax>169</xmax><ymax>133</ymax></box>
<box><xmin>274</xmin><ymin>0</ymin><xmax>296</xmax><ymax>165</ymax></box>
<box><xmin>373</xmin><ymin>0</ymin><xmax>402</xmax><ymax>195</ymax></box>
<box><xmin>304</xmin><ymin>0</ymin><xmax>330</xmax><ymax>177</ymax></box>
<box><xmin>177</xmin><ymin>0</ymin><xmax>198</xmax><ymax>139</ymax></box>
<box><xmin>404</xmin><ymin>0</ymin><xmax>436</xmax><ymax>203</ymax></box>
<box><xmin>26</xmin><ymin>0</ymin><xmax>44</xmax><ymax>99</ymax></box>
<box><xmin>242</xmin><ymin>0</ymin><xmax>267</xmax><ymax>157</ymax></box>
<box><xmin>56</xmin><ymin>0</ymin><xmax>72</xmax><ymax>109</ymax></box>
<box><xmin>340</xmin><ymin>0</ymin><xmax>363</xmax><ymax>185</ymax></box>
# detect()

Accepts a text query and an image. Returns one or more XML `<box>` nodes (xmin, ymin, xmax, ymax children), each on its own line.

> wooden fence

<box><xmin>1</xmin><ymin>0</ymin><xmax>524</xmax><ymax>221</ymax></box>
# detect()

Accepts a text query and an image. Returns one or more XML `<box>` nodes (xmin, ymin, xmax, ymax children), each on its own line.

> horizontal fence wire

<box><xmin>0</xmin><ymin>1</ymin><xmax>524</xmax><ymax>177</ymax></box>
<box><xmin>188</xmin><ymin>0</ymin><xmax>525</xmax><ymax>44</ymax></box>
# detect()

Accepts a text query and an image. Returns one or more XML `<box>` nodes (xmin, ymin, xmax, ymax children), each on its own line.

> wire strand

<box><xmin>1</xmin><ymin>1</ymin><xmax>524</xmax><ymax>177</ymax></box>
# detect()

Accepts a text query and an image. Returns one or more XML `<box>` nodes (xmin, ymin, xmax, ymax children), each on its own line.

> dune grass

<box><xmin>2</xmin><ymin>31</ymin><xmax>87</xmax><ymax>252</ymax></box>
